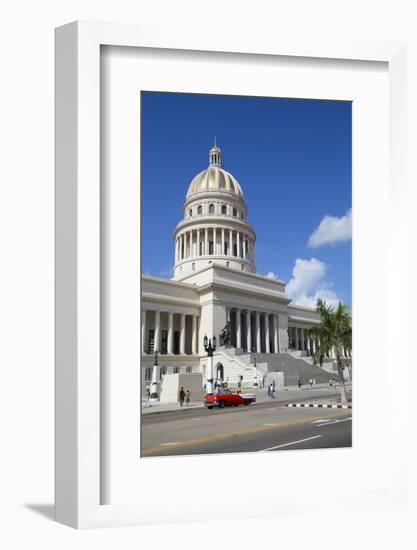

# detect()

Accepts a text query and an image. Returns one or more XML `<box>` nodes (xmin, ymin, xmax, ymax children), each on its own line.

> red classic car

<box><xmin>204</xmin><ymin>389</ymin><xmax>256</xmax><ymax>409</ymax></box>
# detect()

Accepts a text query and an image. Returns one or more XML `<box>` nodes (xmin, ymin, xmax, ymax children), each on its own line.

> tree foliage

<box><xmin>309</xmin><ymin>299</ymin><xmax>352</xmax><ymax>403</ymax></box>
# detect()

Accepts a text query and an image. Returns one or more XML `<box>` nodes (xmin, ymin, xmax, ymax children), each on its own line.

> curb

<box><xmin>142</xmin><ymin>405</ymin><xmax>205</xmax><ymax>416</ymax></box>
<box><xmin>286</xmin><ymin>403</ymin><xmax>352</xmax><ymax>409</ymax></box>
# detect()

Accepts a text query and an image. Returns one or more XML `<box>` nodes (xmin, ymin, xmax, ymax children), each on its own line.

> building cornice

<box><xmin>196</xmin><ymin>280</ymin><xmax>291</xmax><ymax>305</ymax></box>
<box><xmin>176</xmin><ymin>263</ymin><xmax>286</xmax><ymax>287</ymax></box>
<box><xmin>142</xmin><ymin>292</ymin><xmax>201</xmax><ymax>311</ymax></box>
<box><xmin>142</xmin><ymin>273</ymin><xmax>196</xmax><ymax>290</ymax></box>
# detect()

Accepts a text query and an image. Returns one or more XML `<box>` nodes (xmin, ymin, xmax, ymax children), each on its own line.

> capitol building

<box><xmin>141</xmin><ymin>144</ymin><xmax>337</xmax><ymax>391</ymax></box>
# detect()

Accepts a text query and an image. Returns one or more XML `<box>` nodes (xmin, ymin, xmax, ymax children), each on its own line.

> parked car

<box><xmin>204</xmin><ymin>389</ymin><xmax>256</xmax><ymax>409</ymax></box>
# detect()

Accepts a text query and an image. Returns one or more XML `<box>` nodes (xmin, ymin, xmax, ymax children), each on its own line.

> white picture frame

<box><xmin>55</xmin><ymin>21</ymin><xmax>407</xmax><ymax>529</ymax></box>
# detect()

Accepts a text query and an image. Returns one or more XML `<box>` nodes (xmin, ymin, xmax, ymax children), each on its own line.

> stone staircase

<box><xmin>213</xmin><ymin>347</ymin><xmax>337</xmax><ymax>387</ymax></box>
<box><xmin>253</xmin><ymin>352</ymin><xmax>338</xmax><ymax>385</ymax></box>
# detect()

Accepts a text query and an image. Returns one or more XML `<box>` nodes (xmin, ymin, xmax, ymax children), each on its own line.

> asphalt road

<box><xmin>141</xmin><ymin>399</ymin><xmax>352</xmax><ymax>457</ymax></box>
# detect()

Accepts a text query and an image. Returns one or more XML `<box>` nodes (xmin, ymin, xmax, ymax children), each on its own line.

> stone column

<box><xmin>154</xmin><ymin>310</ymin><xmax>160</xmax><ymax>353</ymax></box>
<box><xmin>273</xmin><ymin>314</ymin><xmax>279</xmax><ymax>353</ymax></box>
<box><xmin>229</xmin><ymin>229</ymin><xmax>233</xmax><ymax>256</ymax></box>
<box><xmin>192</xmin><ymin>315</ymin><xmax>198</xmax><ymax>355</ymax></box>
<box><xmin>205</xmin><ymin>228</ymin><xmax>208</xmax><ymax>256</ymax></box>
<box><xmin>265</xmin><ymin>314</ymin><xmax>270</xmax><ymax>353</ymax></box>
<box><xmin>197</xmin><ymin>228</ymin><xmax>200</xmax><ymax>256</ymax></box>
<box><xmin>221</xmin><ymin>228</ymin><xmax>225</xmax><ymax>255</ymax></box>
<box><xmin>180</xmin><ymin>314</ymin><xmax>186</xmax><ymax>355</ymax></box>
<box><xmin>256</xmin><ymin>312</ymin><xmax>261</xmax><ymax>353</ymax></box>
<box><xmin>246</xmin><ymin>311</ymin><xmax>252</xmax><ymax>352</ymax></box>
<box><xmin>237</xmin><ymin>231</ymin><xmax>241</xmax><ymax>258</ymax></box>
<box><xmin>167</xmin><ymin>312</ymin><xmax>173</xmax><ymax>354</ymax></box>
<box><xmin>236</xmin><ymin>309</ymin><xmax>241</xmax><ymax>349</ymax></box>
<box><xmin>213</xmin><ymin>227</ymin><xmax>217</xmax><ymax>255</ymax></box>
<box><xmin>141</xmin><ymin>310</ymin><xmax>147</xmax><ymax>354</ymax></box>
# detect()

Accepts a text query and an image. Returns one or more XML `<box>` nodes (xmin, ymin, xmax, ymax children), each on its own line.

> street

<box><xmin>141</xmin><ymin>394</ymin><xmax>352</xmax><ymax>457</ymax></box>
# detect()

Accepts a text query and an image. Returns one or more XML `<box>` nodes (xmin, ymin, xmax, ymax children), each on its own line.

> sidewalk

<box><xmin>141</xmin><ymin>384</ymin><xmax>352</xmax><ymax>415</ymax></box>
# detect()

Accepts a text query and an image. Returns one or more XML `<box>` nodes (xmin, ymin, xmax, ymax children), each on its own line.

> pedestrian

<box><xmin>329</xmin><ymin>379</ymin><xmax>333</xmax><ymax>389</ymax></box>
<box><xmin>179</xmin><ymin>386</ymin><xmax>185</xmax><ymax>407</ymax></box>
<box><xmin>145</xmin><ymin>387</ymin><xmax>151</xmax><ymax>407</ymax></box>
<box><xmin>267</xmin><ymin>383</ymin><xmax>271</xmax><ymax>397</ymax></box>
<box><xmin>185</xmin><ymin>389</ymin><xmax>191</xmax><ymax>406</ymax></box>
<box><xmin>298</xmin><ymin>378</ymin><xmax>302</xmax><ymax>389</ymax></box>
<box><xmin>309</xmin><ymin>378</ymin><xmax>313</xmax><ymax>388</ymax></box>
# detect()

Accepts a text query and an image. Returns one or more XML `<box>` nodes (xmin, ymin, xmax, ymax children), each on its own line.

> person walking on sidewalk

<box><xmin>185</xmin><ymin>389</ymin><xmax>191</xmax><ymax>406</ymax></box>
<box><xmin>309</xmin><ymin>378</ymin><xmax>313</xmax><ymax>388</ymax></box>
<box><xmin>179</xmin><ymin>387</ymin><xmax>185</xmax><ymax>407</ymax></box>
<box><xmin>298</xmin><ymin>378</ymin><xmax>302</xmax><ymax>390</ymax></box>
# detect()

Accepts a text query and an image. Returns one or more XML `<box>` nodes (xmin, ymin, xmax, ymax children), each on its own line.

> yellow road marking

<box><xmin>142</xmin><ymin>410</ymin><xmax>350</xmax><ymax>456</ymax></box>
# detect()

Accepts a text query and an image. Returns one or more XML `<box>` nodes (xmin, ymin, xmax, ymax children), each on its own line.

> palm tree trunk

<box><xmin>337</xmin><ymin>359</ymin><xmax>349</xmax><ymax>404</ymax></box>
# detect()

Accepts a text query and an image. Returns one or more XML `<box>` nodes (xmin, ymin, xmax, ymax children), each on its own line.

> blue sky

<box><xmin>141</xmin><ymin>92</ymin><xmax>352</xmax><ymax>308</ymax></box>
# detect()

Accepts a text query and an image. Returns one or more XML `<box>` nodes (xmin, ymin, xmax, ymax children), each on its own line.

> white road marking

<box><xmin>312</xmin><ymin>419</ymin><xmax>333</xmax><ymax>424</ymax></box>
<box><xmin>160</xmin><ymin>442</ymin><xmax>180</xmax><ymax>446</ymax></box>
<box><xmin>315</xmin><ymin>417</ymin><xmax>352</xmax><ymax>428</ymax></box>
<box><xmin>259</xmin><ymin>435</ymin><xmax>322</xmax><ymax>452</ymax></box>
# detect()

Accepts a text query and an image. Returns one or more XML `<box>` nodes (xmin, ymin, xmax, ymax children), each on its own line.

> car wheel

<box><xmin>218</xmin><ymin>400</ymin><xmax>225</xmax><ymax>409</ymax></box>
<box><xmin>244</xmin><ymin>401</ymin><xmax>250</xmax><ymax>406</ymax></box>
<box><xmin>234</xmin><ymin>404</ymin><xmax>239</xmax><ymax>407</ymax></box>
<box><xmin>207</xmin><ymin>406</ymin><xmax>213</xmax><ymax>409</ymax></box>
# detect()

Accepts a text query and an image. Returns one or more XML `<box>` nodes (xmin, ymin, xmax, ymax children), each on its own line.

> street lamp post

<box><xmin>253</xmin><ymin>355</ymin><xmax>259</xmax><ymax>388</ymax></box>
<box><xmin>150</xmin><ymin>349</ymin><xmax>159</xmax><ymax>402</ymax></box>
<box><xmin>204</xmin><ymin>335</ymin><xmax>217</xmax><ymax>395</ymax></box>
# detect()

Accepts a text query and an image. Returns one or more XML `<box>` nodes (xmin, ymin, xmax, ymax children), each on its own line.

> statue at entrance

<box><xmin>219</xmin><ymin>320</ymin><xmax>231</xmax><ymax>346</ymax></box>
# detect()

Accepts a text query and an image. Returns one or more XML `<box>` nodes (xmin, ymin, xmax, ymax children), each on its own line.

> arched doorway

<box><xmin>215</xmin><ymin>363</ymin><xmax>224</xmax><ymax>387</ymax></box>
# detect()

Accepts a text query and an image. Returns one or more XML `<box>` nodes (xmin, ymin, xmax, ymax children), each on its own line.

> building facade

<box><xmin>141</xmin><ymin>145</ymin><xmax>347</xmax><ymax>390</ymax></box>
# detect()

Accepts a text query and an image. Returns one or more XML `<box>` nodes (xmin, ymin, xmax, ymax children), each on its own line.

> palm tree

<box><xmin>309</xmin><ymin>299</ymin><xmax>352</xmax><ymax>404</ymax></box>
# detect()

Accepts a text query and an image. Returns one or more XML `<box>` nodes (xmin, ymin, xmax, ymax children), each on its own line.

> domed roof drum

<box><xmin>186</xmin><ymin>145</ymin><xmax>244</xmax><ymax>200</ymax></box>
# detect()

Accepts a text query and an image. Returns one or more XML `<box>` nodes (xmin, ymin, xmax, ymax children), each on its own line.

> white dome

<box><xmin>186</xmin><ymin>145</ymin><xmax>244</xmax><ymax>200</ymax></box>
<box><xmin>186</xmin><ymin>166</ymin><xmax>243</xmax><ymax>199</ymax></box>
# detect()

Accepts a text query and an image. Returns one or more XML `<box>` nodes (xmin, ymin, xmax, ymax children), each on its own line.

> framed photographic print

<box><xmin>55</xmin><ymin>21</ymin><xmax>407</xmax><ymax>528</ymax></box>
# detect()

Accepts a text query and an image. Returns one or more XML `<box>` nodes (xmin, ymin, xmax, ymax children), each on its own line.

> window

<box><xmin>186</xmin><ymin>366</ymin><xmax>192</xmax><ymax>373</ymax></box>
<box><xmin>199</xmin><ymin>241</ymin><xmax>203</xmax><ymax>255</ymax></box>
<box><xmin>209</xmin><ymin>203</ymin><xmax>215</xmax><ymax>214</ymax></box>
<box><xmin>173</xmin><ymin>367</ymin><xmax>179</xmax><ymax>374</ymax></box>
<box><xmin>226</xmin><ymin>261</ymin><xmax>230</xmax><ymax>268</ymax></box>
<box><xmin>161</xmin><ymin>330</ymin><xmax>168</xmax><ymax>354</ymax></box>
<box><xmin>192</xmin><ymin>262</ymin><xmax>196</xmax><ymax>271</ymax></box>
<box><xmin>233</xmin><ymin>208</ymin><xmax>237</xmax><ymax>217</ymax></box>
<box><xmin>189</xmin><ymin>208</ymin><xmax>193</xmax><ymax>217</ymax></box>
<box><xmin>145</xmin><ymin>367</ymin><xmax>151</xmax><ymax>381</ymax></box>
<box><xmin>221</xmin><ymin>204</ymin><xmax>227</xmax><ymax>214</ymax></box>
<box><xmin>209</xmin><ymin>241</ymin><xmax>214</xmax><ymax>255</ymax></box>
<box><xmin>197</xmin><ymin>205</ymin><xmax>202</xmax><ymax>215</ymax></box>
<box><xmin>173</xmin><ymin>331</ymin><xmax>180</xmax><ymax>354</ymax></box>
<box><xmin>148</xmin><ymin>329</ymin><xmax>155</xmax><ymax>354</ymax></box>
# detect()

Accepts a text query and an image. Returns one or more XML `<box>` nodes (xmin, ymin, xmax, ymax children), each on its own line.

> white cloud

<box><xmin>286</xmin><ymin>258</ymin><xmax>342</xmax><ymax>309</ymax></box>
<box><xmin>308</xmin><ymin>209</ymin><xmax>352</xmax><ymax>248</ymax></box>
